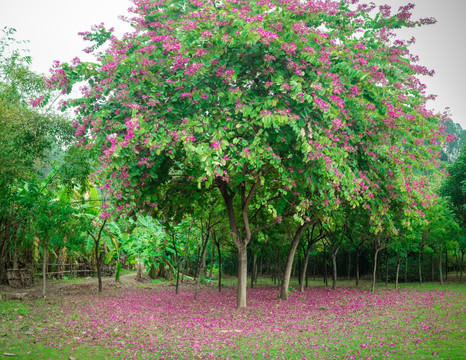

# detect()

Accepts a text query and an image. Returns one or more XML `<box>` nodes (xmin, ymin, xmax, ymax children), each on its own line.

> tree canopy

<box><xmin>46</xmin><ymin>0</ymin><xmax>448</xmax><ymax>307</ymax></box>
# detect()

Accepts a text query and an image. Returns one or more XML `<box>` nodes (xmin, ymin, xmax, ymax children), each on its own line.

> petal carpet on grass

<box><xmin>1</xmin><ymin>286</ymin><xmax>464</xmax><ymax>359</ymax></box>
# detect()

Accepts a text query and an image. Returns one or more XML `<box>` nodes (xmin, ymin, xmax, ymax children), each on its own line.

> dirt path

<box><xmin>1</xmin><ymin>273</ymin><xmax>213</xmax><ymax>299</ymax></box>
<box><xmin>1</xmin><ymin>273</ymin><xmax>160</xmax><ymax>299</ymax></box>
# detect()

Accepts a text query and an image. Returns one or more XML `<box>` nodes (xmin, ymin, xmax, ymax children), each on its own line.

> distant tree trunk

<box><xmin>299</xmin><ymin>224</ymin><xmax>322</xmax><ymax>291</ymax></box>
<box><xmin>371</xmin><ymin>247</ymin><xmax>380</xmax><ymax>293</ymax></box>
<box><xmin>445</xmin><ymin>247</ymin><xmax>448</xmax><ymax>281</ymax></box>
<box><xmin>306</xmin><ymin>262</ymin><xmax>310</xmax><ymax>288</ymax></box>
<box><xmin>385</xmin><ymin>251</ymin><xmax>389</xmax><ymax>286</ymax></box>
<box><xmin>202</xmin><ymin>247</ymin><xmax>207</xmax><ymax>278</ymax></box>
<box><xmin>88</xmin><ymin>219</ymin><xmax>107</xmax><ymax>293</ymax></box>
<box><xmin>181</xmin><ymin>224</ymin><xmax>191</xmax><ymax>283</ymax></box>
<box><xmin>297</xmin><ymin>256</ymin><xmax>301</xmax><ymax>287</ymax></box>
<box><xmin>250</xmin><ymin>251</ymin><xmax>253</xmax><ymax>288</ymax></box>
<box><xmin>173</xmin><ymin>233</ymin><xmax>180</xmax><ymax>295</ymax></box>
<box><xmin>194</xmin><ymin>246</ymin><xmax>201</xmax><ymax>279</ymax></box>
<box><xmin>275</xmin><ymin>249</ymin><xmax>281</xmax><ymax>287</ymax></box>
<box><xmin>57</xmin><ymin>247</ymin><xmax>67</xmax><ymax>280</ymax></box>
<box><xmin>209</xmin><ymin>244</ymin><xmax>214</xmax><ymax>279</ymax></box>
<box><xmin>327</xmin><ymin>227</ymin><xmax>345</xmax><ymax>290</ymax></box>
<box><xmin>300</xmin><ymin>248</ymin><xmax>311</xmax><ymax>292</ymax></box>
<box><xmin>216</xmin><ymin>240</ymin><xmax>222</xmax><ymax>292</ymax></box>
<box><xmin>12</xmin><ymin>231</ymin><xmax>19</xmax><ymax>271</ymax></box>
<box><xmin>355</xmin><ymin>249</ymin><xmax>360</xmax><ymax>286</ymax></box>
<box><xmin>418</xmin><ymin>250</ymin><xmax>423</xmax><ymax>286</ymax></box>
<box><xmin>395</xmin><ymin>253</ymin><xmax>401</xmax><ymax>290</ymax></box>
<box><xmin>323</xmin><ymin>243</ymin><xmax>328</xmax><ymax>286</ymax></box>
<box><xmin>404</xmin><ymin>255</ymin><xmax>408</xmax><ymax>283</ymax></box>
<box><xmin>136</xmin><ymin>259</ymin><xmax>143</xmax><ymax>281</ymax></box>
<box><xmin>460</xmin><ymin>250</ymin><xmax>464</xmax><ymax>283</ymax></box>
<box><xmin>42</xmin><ymin>245</ymin><xmax>47</xmax><ymax>297</ymax></box>
<box><xmin>331</xmin><ymin>252</ymin><xmax>338</xmax><ymax>290</ymax></box>
<box><xmin>347</xmin><ymin>251</ymin><xmax>351</xmax><ymax>282</ymax></box>
<box><xmin>439</xmin><ymin>243</ymin><xmax>444</xmax><ymax>285</ymax></box>
<box><xmin>0</xmin><ymin>225</ymin><xmax>10</xmax><ymax>284</ymax></box>
<box><xmin>95</xmin><ymin>239</ymin><xmax>104</xmax><ymax>293</ymax></box>
<box><xmin>250</xmin><ymin>252</ymin><xmax>257</xmax><ymax>289</ymax></box>
<box><xmin>194</xmin><ymin>233</ymin><xmax>209</xmax><ymax>301</ymax></box>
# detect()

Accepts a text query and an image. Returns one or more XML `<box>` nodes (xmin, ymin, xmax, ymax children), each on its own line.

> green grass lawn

<box><xmin>1</xmin><ymin>279</ymin><xmax>464</xmax><ymax>359</ymax></box>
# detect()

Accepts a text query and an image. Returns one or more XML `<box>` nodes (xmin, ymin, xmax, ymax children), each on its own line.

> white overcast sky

<box><xmin>0</xmin><ymin>0</ymin><xmax>464</xmax><ymax>128</ymax></box>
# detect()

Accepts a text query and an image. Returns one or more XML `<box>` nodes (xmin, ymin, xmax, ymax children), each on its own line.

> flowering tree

<box><xmin>50</xmin><ymin>0</ymin><xmax>446</xmax><ymax>307</ymax></box>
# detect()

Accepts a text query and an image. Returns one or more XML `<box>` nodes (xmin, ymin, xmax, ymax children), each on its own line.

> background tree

<box><xmin>441</xmin><ymin>143</ymin><xmax>466</xmax><ymax>229</ymax></box>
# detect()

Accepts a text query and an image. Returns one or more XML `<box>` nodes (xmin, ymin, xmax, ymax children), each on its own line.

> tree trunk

<box><xmin>280</xmin><ymin>241</ymin><xmax>299</xmax><ymax>299</ymax></box>
<box><xmin>173</xmin><ymin>233</ymin><xmax>180</xmax><ymax>295</ymax></box>
<box><xmin>175</xmin><ymin>262</ymin><xmax>180</xmax><ymax>294</ymax></box>
<box><xmin>445</xmin><ymin>246</ymin><xmax>448</xmax><ymax>281</ymax></box>
<box><xmin>57</xmin><ymin>247</ymin><xmax>68</xmax><ymax>280</ymax></box>
<box><xmin>439</xmin><ymin>243</ymin><xmax>444</xmax><ymax>285</ymax></box>
<box><xmin>194</xmin><ymin>237</ymin><xmax>208</xmax><ymax>301</ymax></box>
<box><xmin>88</xmin><ymin>220</ymin><xmax>107</xmax><ymax>292</ymax></box>
<box><xmin>95</xmin><ymin>239</ymin><xmax>102</xmax><ymax>293</ymax></box>
<box><xmin>460</xmin><ymin>250</ymin><xmax>464</xmax><ymax>283</ymax></box>
<box><xmin>418</xmin><ymin>250</ymin><xmax>423</xmax><ymax>286</ymax></box>
<box><xmin>455</xmin><ymin>250</ymin><xmax>459</xmax><ymax>277</ymax></box>
<box><xmin>275</xmin><ymin>249</ymin><xmax>281</xmax><ymax>288</ymax></box>
<box><xmin>297</xmin><ymin>256</ymin><xmax>301</xmax><ymax>286</ymax></box>
<box><xmin>12</xmin><ymin>233</ymin><xmax>19</xmax><ymax>271</ymax></box>
<box><xmin>371</xmin><ymin>248</ymin><xmax>380</xmax><ymax>293</ymax></box>
<box><xmin>42</xmin><ymin>245</ymin><xmax>47</xmax><ymax>297</ymax></box>
<box><xmin>323</xmin><ymin>243</ymin><xmax>328</xmax><ymax>286</ymax></box>
<box><xmin>202</xmin><ymin>246</ymin><xmax>207</xmax><ymax>278</ymax></box>
<box><xmin>355</xmin><ymin>249</ymin><xmax>360</xmax><ymax>286</ymax></box>
<box><xmin>280</xmin><ymin>225</ymin><xmax>305</xmax><ymax>299</ymax></box>
<box><xmin>0</xmin><ymin>225</ymin><xmax>11</xmax><ymax>284</ymax></box>
<box><xmin>331</xmin><ymin>252</ymin><xmax>337</xmax><ymax>290</ymax></box>
<box><xmin>258</xmin><ymin>256</ymin><xmax>262</xmax><ymax>277</ymax></box>
<box><xmin>250</xmin><ymin>252</ymin><xmax>257</xmax><ymax>289</ymax></box>
<box><xmin>216</xmin><ymin>241</ymin><xmax>222</xmax><ymax>292</ymax></box>
<box><xmin>395</xmin><ymin>254</ymin><xmax>401</xmax><ymax>290</ymax></box>
<box><xmin>347</xmin><ymin>251</ymin><xmax>351</xmax><ymax>282</ymax></box>
<box><xmin>237</xmin><ymin>243</ymin><xmax>247</xmax><ymax>308</ymax></box>
<box><xmin>136</xmin><ymin>261</ymin><xmax>142</xmax><ymax>281</ymax></box>
<box><xmin>385</xmin><ymin>251</ymin><xmax>389</xmax><ymax>286</ymax></box>
<box><xmin>194</xmin><ymin>246</ymin><xmax>201</xmax><ymax>280</ymax></box>
<box><xmin>181</xmin><ymin>224</ymin><xmax>191</xmax><ymax>283</ymax></box>
<box><xmin>300</xmin><ymin>251</ymin><xmax>310</xmax><ymax>292</ymax></box>
<box><xmin>254</xmin><ymin>255</ymin><xmax>258</xmax><ymax>284</ymax></box>
<box><xmin>404</xmin><ymin>255</ymin><xmax>408</xmax><ymax>283</ymax></box>
<box><xmin>209</xmin><ymin>244</ymin><xmax>214</xmax><ymax>279</ymax></box>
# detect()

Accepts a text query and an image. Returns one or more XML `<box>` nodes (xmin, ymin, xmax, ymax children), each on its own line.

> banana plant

<box><xmin>124</xmin><ymin>215</ymin><xmax>185</xmax><ymax>280</ymax></box>
<box><xmin>103</xmin><ymin>221</ymin><xmax>129</xmax><ymax>282</ymax></box>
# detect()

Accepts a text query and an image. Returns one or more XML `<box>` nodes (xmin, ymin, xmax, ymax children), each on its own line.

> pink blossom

<box><xmin>255</xmin><ymin>27</ymin><xmax>278</xmax><ymax>45</ymax></box>
<box><xmin>210</xmin><ymin>140</ymin><xmax>221</xmax><ymax>149</ymax></box>
<box><xmin>29</xmin><ymin>95</ymin><xmax>45</xmax><ymax>107</ymax></box>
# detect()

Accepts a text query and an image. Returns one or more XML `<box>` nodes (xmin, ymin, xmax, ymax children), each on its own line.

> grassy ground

<box><xmin>1</xmin><ymin>278</ymin><xmax>464</xmax><ymax>359</ymax></box>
